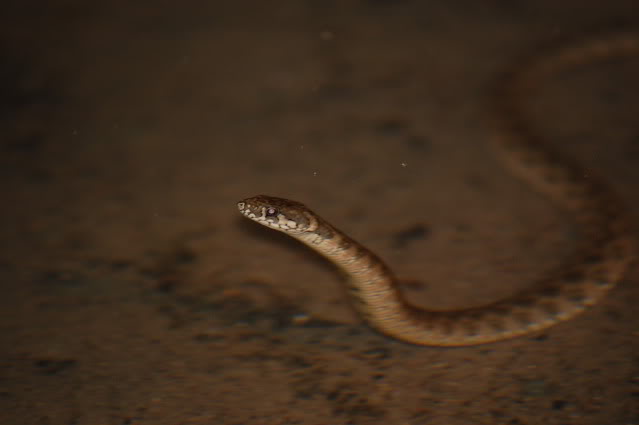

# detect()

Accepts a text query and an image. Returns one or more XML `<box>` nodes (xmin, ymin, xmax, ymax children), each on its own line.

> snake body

<box><xmin>237</xmin><ymin>32</ymin><xmax>638</xmax><ymax>346</ymax></box>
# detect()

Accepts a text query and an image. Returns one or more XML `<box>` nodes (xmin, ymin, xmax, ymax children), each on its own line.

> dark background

<box><xmin>1</xmin><ymin>1</ymin><xmax>638</xmax><ymax>424</ymax></box>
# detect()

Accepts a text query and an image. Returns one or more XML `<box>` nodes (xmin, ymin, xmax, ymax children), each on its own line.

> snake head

<box><xmin>238</xmin><ymin>195</ymin><xmax>318</xmax><ymax>233</ymax></box>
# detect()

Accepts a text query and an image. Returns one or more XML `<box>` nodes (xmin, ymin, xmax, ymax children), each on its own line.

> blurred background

<box><xmin>1</xmin><ymin>1</ymin><xmax>638</xmax><ymax>424</ymax></box>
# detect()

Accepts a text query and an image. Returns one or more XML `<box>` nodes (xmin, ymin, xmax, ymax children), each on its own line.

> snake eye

<box><xmin>265</xmin><ymin>207</ymin><xmax>278</xmax><ymax>217</ymax></box>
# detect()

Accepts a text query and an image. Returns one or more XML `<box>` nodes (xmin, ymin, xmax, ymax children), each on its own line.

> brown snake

<box><xmin>237</xmin><ymin>32</ymin><xmax>638</xmax><ymax>346</ymax></box>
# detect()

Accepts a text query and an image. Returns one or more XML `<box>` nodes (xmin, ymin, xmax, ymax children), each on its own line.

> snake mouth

<box><xmin>237</xmin><ymin>200</ymin><xmax>263</xmax><ymax>219</ymax></box>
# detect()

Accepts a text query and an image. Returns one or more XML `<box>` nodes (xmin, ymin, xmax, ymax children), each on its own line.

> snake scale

<box><xmin>238</xmin><ymin>31</ymin><xmax>638</xmax><ymax>346</ymax></box>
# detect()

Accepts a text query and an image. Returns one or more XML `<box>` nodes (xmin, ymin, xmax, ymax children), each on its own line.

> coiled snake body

<box><xmin>238</xmin><ymin>32</ymin><xmax>638</xmax><ymax>346</ymax></box>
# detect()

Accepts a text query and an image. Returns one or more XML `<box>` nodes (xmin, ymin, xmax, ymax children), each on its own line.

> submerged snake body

<box><xmin>238</xmin><ymin>33</ymin><xmax>638</xmax><ymax>346</ymax></box>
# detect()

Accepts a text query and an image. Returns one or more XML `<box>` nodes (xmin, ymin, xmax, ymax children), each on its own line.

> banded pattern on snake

<box><xmin>237</xmin><ymin>32</ymin><xmax>638</xmax><ymax>346</ymax></box>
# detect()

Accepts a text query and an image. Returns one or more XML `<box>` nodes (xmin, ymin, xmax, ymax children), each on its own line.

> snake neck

<box><xmin>295</xmin><ymin>223</ymin><xmax>407</xmax><ymax>308</ymax></box>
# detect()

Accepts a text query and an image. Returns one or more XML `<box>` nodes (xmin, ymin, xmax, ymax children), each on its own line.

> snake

<box><xmin>237</xmin><ymin>31</ymin><xmax>638</xmax><ymax>346</ymax></box>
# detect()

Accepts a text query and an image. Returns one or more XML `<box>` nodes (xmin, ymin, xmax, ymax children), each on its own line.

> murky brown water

<box><xmin>1</xmin><ymin>1</ymin><xmax>638</xmax><ymax>424</ymax></box>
